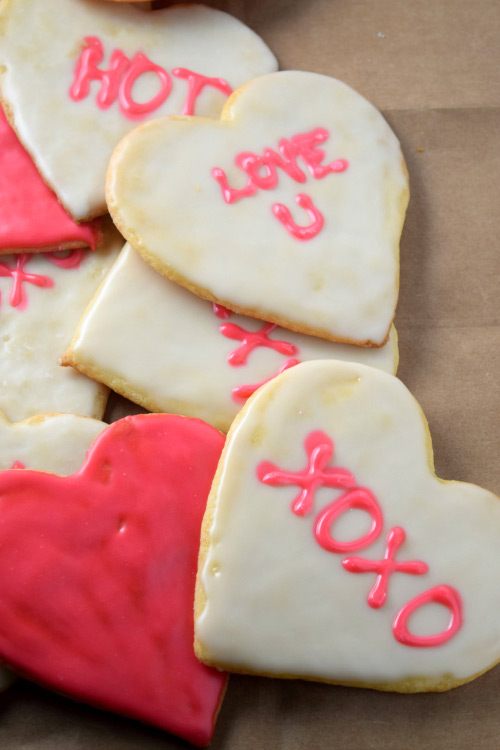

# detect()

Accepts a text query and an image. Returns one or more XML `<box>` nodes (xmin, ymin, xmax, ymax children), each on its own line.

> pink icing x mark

<box><xmin>172</xmin><ymin>68</ymin><xmax>232</xmax><ymax>116</ymax></box>
<box><xmin>314</xmin><ymin>487</ymin><xmax>384</xmax><ymax>554</ymax></box>
<box><xmin>219</xmin><ymin>321</ymin><xmax>298</xmax><ymax>367</ymax></box>
<box><xmin>0</xmin><ymin>254</ymin><xmax>54</xmax><ymax>310</ymax></box>
<box><xmin>342</xmin><ymin>526</ymin><xmax>429</xmax><ymax>609</ymax></box>
<box><xmin>272</xmin><ymin>194</ymin><xmax>324</xmax><ymax>241</ymax></box>
<box><xmin>44</xmin><ymin>249</ymin><xmax>86</xmax><ymax>269</ymax></box>
<box><xmin>212</xmin><ymin>302</ymin><xmax>232</xmax><ymax>319</ymax></box>
<box><xmin>257</xmin><ymin>430</ymin><xmax>357</xmax><ymax>516</ymax></box>
<box><xmin>232</xmin><ymin>358</ymin><xmax>300</xmax><ymax>403</ymax></box>
<box><xmin>393</xmin><ymin>585</ymin><xmax>463</xmax><ymax>647</ymax></box>
<box><xmin>10</xmin><ymin>461</ymin><xmax>25</xmax><ymax>470</ymax></box>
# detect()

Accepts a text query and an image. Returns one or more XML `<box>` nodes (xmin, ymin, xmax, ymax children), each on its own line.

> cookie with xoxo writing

<box><xmin>195</xmin><ymin>360</ymin><xmax>500</xmax><ymax>691</ymax></box>
<box><xmin>64</xmin><ymin>243</ymin><xmax>399</xmax><ymax>432</ymax></box>
<box><xmin>0</xmin><ymin>0</ymin><xmax>277</xmax><ymax>220</ymax></box>
<box><xmin>0</xmin><ymin>413</ymin><xmax>227</xmax><ymax>745</ymax></box>
<box><xmin>107</xmin><ymin>71</ymin><xmax>409</xmax><ymax>347</ymax></box>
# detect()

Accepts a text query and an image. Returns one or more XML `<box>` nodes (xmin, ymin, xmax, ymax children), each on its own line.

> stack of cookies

<box><xmin>0</xmin><ymin>0</ymin><xmax>498</xmax><ymax>746</ymax></box>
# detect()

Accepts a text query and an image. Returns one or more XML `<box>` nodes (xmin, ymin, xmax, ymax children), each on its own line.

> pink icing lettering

<box><xmin>257</xmin><ymin>431</ymin><xmax>357</xmax><ymax>517</ymax></box>
<box><xmin>211</xmin><ymin>167</ymin><xmax>256</xmax><ymax>204</ymax></box>
<box><xmin>272</xmin><ymin>194</ymin><xmax>324</xmax><ymax>240</ymax></box>
<box><xmin>342</xmin><ymin>526</ymin><xmax>428</xmax><ymax>609</ymax></box>
<box><xmin>314</xmin><ymin>487</ymin><xmax>384</xmax><ymax>554</ymax></box>
<box><xmin>172</xmin><ymin>68</ymin><xmax>232</xmax><ymax>116</ymax></box>
<box><xmin>0</xmin><ymin>254</ymin><xmax>54</xmax><ymax>311</ymax></box>
<box><xmin>212</xmin><ymin>128</ymin><xmax>348</xmax><ymax>206</ymax></box>
<box><xmin>70</xmin><ymin>36</ymin><xmax>129</xmax><ymax>109</ymax></box>
<box><xmin>393</xmin><ymin>585</ymin><xmax>463</xmax><ymax>647</ymax></box>
<box><xmin>219</xmin><ymin>321</ymin><xmax>297</xmax><ymax>367</ymax></box>
<box><xmin>232</xmin><ymin>358</ymin><xmax>300</xmax><ymax>403</ymax></box>
<box><xmin>10</xmin><ymin>461</ymin><xmax>26</xmax><ymax>470</ymax></box>
<box><xmin>212</xmin><ymin>302</ymin><xmax>232</xmax><ymax>319</ymax></box>
<box><xmin>119</xmin><ymin>53</ymin><xmax>172</xmax><ymax>119</ymax></box>
<box><xmin>44</xmin><ymin>249</ymin><xmax>85</xmax><ymax>269</ymax></box>
<box><xmin>290</xmin><ymin>128</ymin><xmax>349</xmax><ymax>179</ymax></box>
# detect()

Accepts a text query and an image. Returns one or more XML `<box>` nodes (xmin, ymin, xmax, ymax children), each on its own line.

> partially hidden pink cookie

<box><xmin>0</xmin><ymin>106</ymin><xmax>101</xmax><ymax>254</ymax></box>
<box><xmin>0</xmin><ymin>413</ymin><xmax>227</xmax><ymax>746</ymax></box>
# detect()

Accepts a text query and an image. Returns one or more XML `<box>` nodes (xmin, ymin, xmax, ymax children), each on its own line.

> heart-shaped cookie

<box><xmin>0</xmin><ymin>106</ymin><xmax>101</xmax><ymax>254</ymax></box>
<box><xmin>64</xmin><ymin>242</ymin><xmax>399</xmax><ymax>433</ymax></box>
<box><xmin>0</xmin><ymin>413</ymin><xmax>227</xmax><ymax>745</ymax></box>
<box><xmin>195</xmin><ymin>360</ymin><xmax>500</xmax><ymax>691</ymax></box>
<box><xmin>107</xmin><ymin>71</ymin><xmax>409</xmax><ymax>347</ymax></box>
<box><xmin>0</xmin><ymin>0</ymin><xmax>277</xmax><ymax>220</ymax></box>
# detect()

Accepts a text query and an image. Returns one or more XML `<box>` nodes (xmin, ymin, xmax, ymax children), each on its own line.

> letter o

<box><xmin>314</xmin><ymin>487</ymin><xmax>383</xmax><ymax>554</ymax></box>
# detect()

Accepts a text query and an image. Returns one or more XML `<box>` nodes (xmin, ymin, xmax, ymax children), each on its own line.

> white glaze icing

<box><xmin>67</xmin><ymin>244</ymin><xmax>398</xmax><ymax>432</ymax></box>
<box><xmin>0</xmin><ymin>409</ymin><xmax>107</xmax><ymax>691</ymax></box>
<box><xmin>0</xmin><ymin>410</ymin><xmax>106</xmax><ymax>473</ymax></box>
<box><xmin>107</xmin><ymin>71</ymin><xmax>408</xmax><ymax>346</ymax></box>
<box><xmin>0</xmin><ymin>0</ymin><xmax>277</xmax><ymax>220</ymax></box>
<box><xmin>0</xmin><ymin>221</ymin><xmax>122</xmax><ymax>422</ymax></box>
<box><xmin>196</xmin><ymin>360</ymin><xmax>500</xmax><ymax>688</ymax></box>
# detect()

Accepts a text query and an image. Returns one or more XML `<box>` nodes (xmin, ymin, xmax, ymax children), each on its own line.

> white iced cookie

<box><xmin>0</xmin><ymin>410</ymin><xmax>106</xmax><ymax>473</ymax></box>
<box><xmin>0</xmin><ymin>220</ymin><xmax>122</xmax><ymax>422</ymax></box>
<box><xmin>0</xmin><ymin>0</ymin><xmax>277</xmax><ymax>220</ymax></box>
<box><xmin>0</xmin><ymin>409</ymin><xmax>106</xmax><ymax>691</ymax></box>
<box><xmin>195</xmin><ymin>360</ymin><xmax>500</xmax><ymax>691</ymax></box>
<box><xmin>64</xmin><ymin>244</ymin><xmax>398</xmax><ymax>432</ymax></box>
<box><xmin>107</xmin><ymin>71</ymin><xmax>408</xmax><ymax>347</ymax></box>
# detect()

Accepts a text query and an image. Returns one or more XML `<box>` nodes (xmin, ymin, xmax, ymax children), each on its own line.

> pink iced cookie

<box><xmin>0</xmin><ymin>106</ymin><xmax>101</xmax><ymax>254</ymax></box>
<box><xmin>0</xmin><ymin>413</ymin><xmax>227</xmax><ymax>745</ymax></box>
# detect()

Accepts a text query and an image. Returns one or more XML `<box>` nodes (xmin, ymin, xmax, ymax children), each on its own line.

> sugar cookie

<box><xmin>64</xmin><ymin>243</ymin><xmax>398</xmax><ymax>432</ymax></box>
<box><xmin>107</xmin><ymin>71</ymin><xmax>409</xmax><ymax>346</ymax></box>
<box><xmin>0</xmin><ymin>220</ymin><xmax>122</xmax><ymax>422</ymax></box>
<box><xmin>0</xmin><ymin>413</ymin><xmax>227</xmax><ymax>745</ymax></box>
<box><xmin>195</xmin><ymin>360</ymin><xmax>500</xmax><ymax>691</ymax></box>
<box><xmin>0</xmin><ymin>0</ymin><xmax>277</xmax><ymax>220</ymax></box>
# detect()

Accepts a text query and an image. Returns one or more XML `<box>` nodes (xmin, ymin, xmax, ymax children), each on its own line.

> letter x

<box><xmin>342</xmin><ymin>526</ymin><xmax>428</xmax><ymax>609</ymax></box>
<box><xmin>257</xmin><ymin>430</ymin><xmax>357</xmax><ymax>516</ymax></box>
<box><xmin>0</xmin><ymin>254</ymin><xmax>54</xmax><ymax>309</ymax></box>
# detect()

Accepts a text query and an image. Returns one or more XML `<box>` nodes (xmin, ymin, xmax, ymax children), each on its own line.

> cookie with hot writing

<box><xmin>63</xmin><ymin>243</ymin><xmax>398</xmax><ymax>433</ymax></box>
<box><xmin>195</xmin><ymin>360</ymin><xmax>500</xmax><ymax>691</ymax></box>
<box><xmin>0</xmin><ymin>0</ymin><xmax>277</xmax><ymax>221</ymax></box>
<box><xmin>107</xmin><ymin>71</ymin><xmax>408</xmax><ymax>347</ymax></box>
<box><xmin>0</xmin><ymin>219</ymin><xmax>122</xmax><ymax>422</ymax></box>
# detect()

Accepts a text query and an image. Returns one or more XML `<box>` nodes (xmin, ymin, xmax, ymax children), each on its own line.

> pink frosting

<box><xmin>0</xmin><ymin>107</ymin><xmax>100</xmax><ymax>250</ymax></box>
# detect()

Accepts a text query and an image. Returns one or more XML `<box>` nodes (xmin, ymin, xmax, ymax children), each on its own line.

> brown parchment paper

<box><xmin>1</xmin><ymin>0</ymin><xmax>500</xmax><ymax>748</ymax></box>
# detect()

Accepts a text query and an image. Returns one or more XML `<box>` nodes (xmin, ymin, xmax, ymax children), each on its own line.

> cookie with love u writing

<box><xmin>107</xmin><ymin>71</ymin><xmax>409</xmax><ymax>347</ymax></box>
<box><xmin>0</xmin><ymin>413</ymin><xmax>227</xmax><ymax>746</ymax></box>
<box><xmin>0</xmin><ymin>218</ymin><xmax>122</xmax><ymax>422</ymax></box>
<box><xmin>0</xmin><ymin>106</ymin><xmax>101</xmax><ymax>254</ymax></box>
<box><xmin>195</xmin><ymin>360</ymin><xmax>500</xmax><ymax>691</ymax></box>
<box><xmin>63</xmin><ymin>243</ymin><xmax>398</xmax><ymax>433</ymax></box>
<box><xmin>0</xmin><ymin>0</ymin><xmax>277</xmax><ymax>221</ymax></box>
